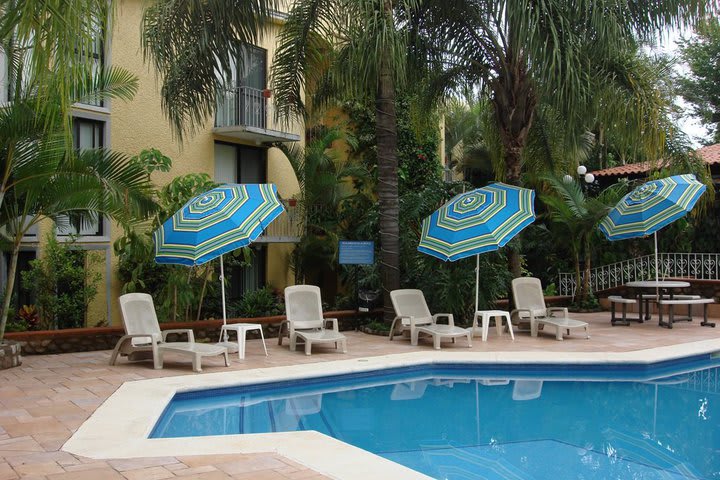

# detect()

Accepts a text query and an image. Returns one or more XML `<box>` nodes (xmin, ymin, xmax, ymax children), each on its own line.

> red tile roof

<box><xmin>592</xmin><ymin>143</ymin><xmax>720</xmax><ymax>177</ymax></box>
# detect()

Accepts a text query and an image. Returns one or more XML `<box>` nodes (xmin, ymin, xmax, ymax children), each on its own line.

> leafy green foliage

<box><xmin>677</xmin><ymin>17</ymin><xmax>720</xmax><ymax>144</ymax></box>
<box><xmin>21</xmin><ymin>235</ymin><xmax>102</xmax><ymax>329</ymax></box>
<box><xmin>229</xmin><ymin>287</ymin><xmax>283</xmax><ymax>318</ymax></box>
<box><xmin>114</xmin><ymin>169</ymin><xmax>221</xmax><ymax>322</ymax></box>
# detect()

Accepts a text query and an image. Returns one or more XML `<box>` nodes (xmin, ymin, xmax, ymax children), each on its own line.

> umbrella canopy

<box><xmin>418</xmin><ymin>182</ymin><xmax>536</xmax><ymax>262</ymax></box>
<box><xmin>599</xmin><ymin>174</ymin><xmax>706</xmax><ymax>241</ymax></box>
<box><xmin>154</xmin><ymin>183</ymin><xmax>285</xmax><ymax>266</ymax></box>
<box><xmin>598</xmin><ymin>174</ymin><xmax>706</xmax><ymax>285</ymax></box>
<box><xmin>418</xmin><ymin>183</ymin><xmax>535</xmax><ymax>312</ymax></box>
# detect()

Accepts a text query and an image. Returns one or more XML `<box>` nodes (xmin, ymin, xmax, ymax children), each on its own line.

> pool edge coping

<box><xmin>62</xmin><ymin>339</ymin><xmax>720</xmax><ymax>480</ymax></box>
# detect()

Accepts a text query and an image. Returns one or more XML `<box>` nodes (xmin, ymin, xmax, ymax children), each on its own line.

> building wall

<box><xmin>97</xmin><ymin>0</ymin><xmax>302</xmax><ymax>325</ymax></box>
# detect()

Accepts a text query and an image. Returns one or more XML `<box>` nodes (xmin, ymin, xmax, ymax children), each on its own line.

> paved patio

<box><xmin>2</xmin><ymin>310</ymin><xmax>720</xmax><ymax>479</ymax></box>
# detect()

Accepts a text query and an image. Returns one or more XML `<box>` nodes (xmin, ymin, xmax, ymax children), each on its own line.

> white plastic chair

<box><xmin>109</xmin><ymin>293</ymin><xmax>229</xmax><ymax>372</ymax></box>
<box><xmin>283</xmin><ymin>285</ymin><xmax>347</xmax><ymax>356</ymax></box>
<box><xmin>389</xmin><ymin>289</ymin><xmax>472</xmax><ymax>349</ymax></box>
<box><xmin>511</xmin><ymin>277</ymin><xmax>590</xmax><ymax>341</ymax></box>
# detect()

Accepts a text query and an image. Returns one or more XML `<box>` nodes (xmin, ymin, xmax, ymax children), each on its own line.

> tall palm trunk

<box><xmin>491</xmin><ymin>51</ymin><xmax>536</xmax><ymax>278</ymax></box>
<box><xmin>377</xmin><ymin>1</ymin><xmax>400</xmax><ymax>322</ymax></box>
<box><xmin>0</xmin><ymin>242</ymin><xmax>21</xmax><ymax>344</ymax></box>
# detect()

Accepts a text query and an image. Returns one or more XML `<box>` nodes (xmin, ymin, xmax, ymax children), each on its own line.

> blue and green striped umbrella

<box><xmin>418</xmin><ymin>183</ymin><xmax>535</xmax><ymax>312</ymax></box>
<box><xmin>154</xmin><ymin>184</ymin><xmax>284</xmax><ymax>266</ymax></box>
<box><xmin>599</xmin><ymin>174</ymin><xmax>706</xmax><ymax>284</ymax></box>
<box><xmin>154</xmin><ymin>184</ymin><xmax>284</xmax><ymax>334</ymax></box>
<box><xmin>599</xmin><ymin>174</ymin><xmax>706</xmax><ymax>241</ymax></box>
<box><xmin>418</xmin><ymin>183</ymin><xmax>536</xmax><ymax>262</ymax></box>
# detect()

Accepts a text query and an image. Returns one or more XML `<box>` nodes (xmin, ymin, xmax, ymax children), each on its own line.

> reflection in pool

<box><xmin>151</xmin><ymin>359</ymin><xmax>720</xmax><ymax>479</ymax></box>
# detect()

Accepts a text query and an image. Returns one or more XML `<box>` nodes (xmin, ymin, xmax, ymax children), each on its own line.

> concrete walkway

<box><xmin>2</xmin><ymin>310</ymin><xmax>720</xmax><ymax>479</ymax></box>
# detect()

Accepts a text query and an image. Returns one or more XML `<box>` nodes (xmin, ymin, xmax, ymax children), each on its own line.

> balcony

<box><xmin>256</xmin><ymin>200</ymin><xmax>302</xmax><ymax>243</ymax></box>
<box><xmin>213</xmin><ymin>86</ymin><xmax>300</xmax><ymax>144</ymax></box>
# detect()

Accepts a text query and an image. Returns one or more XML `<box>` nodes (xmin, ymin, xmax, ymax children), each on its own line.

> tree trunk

<box><xmin>0</xmin><ymin>243</ymin><xmax>20</xmax><ymax>344</ymax></box>
<box><xmin>491</xmin><ymin>51</ymin><xmax>536</xmax><ymax>279</ymax></box>
<box><xmin>377</xmin><ymin>0</ymin><xmax>400</xmax><ymax>322</ymax></box>
<box><xmin>573</xmin><ymin>250</ymin><xmax>582</xmax><ymax>304</ymax></box>
<box><xmin>581</xmin><ymin>237</ymin><xmax>592</xmax><ymax>303</ymax></box>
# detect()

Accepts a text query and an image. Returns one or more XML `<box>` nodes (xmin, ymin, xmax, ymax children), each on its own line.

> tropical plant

<box><xmin>275</xmin><ymin>125</ymin><xmax>367</xmax><ymax>283</ymax></box>
<box><xmin>21</xmin><ymin>235</ymin><xmax>102</xmax><ymax>329</ymax></box>
<box><xmin>114</xmin><ymin>171</ymin><xmax>221</xmax><ymax>322</ymax></box>
<box><xmin>0</xmin><ymin>69</ymin><xmax>156</xmax><ymax>342</ymax></box>
<box><xmin>677</xmin><ymin>17</ymin><xmax>720</xmax><ymax>144</ymax></box>
<box><xmin>229</xmin><ymin>286</ymin><xmax>282</xmax><ymax>318</ymax></box>
<box><xmin>415</xmin><ymin>0</ymin><xmax>713</xmax><ymax>275</ymax></box>
<box><xmin>540</xmin><ymin>175</ymin><xmax>627</xmax><ymax>303</ymax></box>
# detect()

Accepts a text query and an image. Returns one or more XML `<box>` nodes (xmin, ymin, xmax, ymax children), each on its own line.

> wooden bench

<box><xmin>657</xmin><ymin>298</ymin><xmax>716</xmax><ymax>329</ymax></box>
<box><xmin>608</xmin><ymin>296</ymin><xmax>637</xmax><ymax>326</ymax></box>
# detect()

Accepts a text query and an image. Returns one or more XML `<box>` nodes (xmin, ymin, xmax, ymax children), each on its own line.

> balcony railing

<box><xmin>214</xmin><ymin>85</ymin><xmax>300</xmax><ymax>142</ymax></box>
<box><xmin>557</xmin><ymin>252</ymin><xmax>720</xmax><ymax>296</ymax></box>
<box><xmin>256</xmin><ymin>200</ymin><xmax>302</xmax><ymax>243</ymax></box>
<box><xmin>215</xmin><ymin>85</ymin><xmax>267</xmax><ymax>129</ymax></box>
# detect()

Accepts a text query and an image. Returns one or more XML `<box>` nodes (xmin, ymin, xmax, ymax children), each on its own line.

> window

<box><xmin>57</xmin><ymin>117</ymin><xmax>105</xmax><ymax>237</ymax></box>
<box><xmin>214</xmin><ymin>142</ymin><xmax>268</xmax><ymax>297</ymax></box>
<box><xmin>75</xmin><ymin>19</ymin><xmax>105</xmax><ymax>107</ymax></box>
<box><xmin>214</xmin><ymin>142</ymin><xmax>267</xmax><ymax>184</ymax></box>
<box><xmin>216</xmin><ymin>45</ymin><xmax>268</xmax><ymax>128</ymax></box>
<box><xmin>1</xmin><ymin>250</ymin><xmax>37</xmax><ymax>313</ymax></box>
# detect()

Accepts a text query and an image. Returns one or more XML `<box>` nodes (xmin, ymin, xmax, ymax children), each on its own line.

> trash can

<box><xmin>358</xmin><ymin>289</ymin><xmax>381</xmax><ymax>312</ymax></box>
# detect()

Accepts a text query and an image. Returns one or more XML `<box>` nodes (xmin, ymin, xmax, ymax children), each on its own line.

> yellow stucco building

<box><xmin>3</xmin><ymin>0</ymin><xmax>304</xmax><ymax>326</ymax></box>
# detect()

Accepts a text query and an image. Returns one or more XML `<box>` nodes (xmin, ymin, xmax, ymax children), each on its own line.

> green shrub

<box><xmin>22</xmin><ymin>235</ymin><xmax>102</xmax><ymax>329</ymax></box>
<box><xmin>229</xmin><ymin>287</ymin><xmax>283</xmax><ymax>318</ymax></box>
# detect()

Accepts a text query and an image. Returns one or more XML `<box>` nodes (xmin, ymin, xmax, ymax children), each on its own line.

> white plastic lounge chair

<box><xmin>283</xmin><ymin>285</ymin><xmax>347</xmax><ymax>356</ymax></box>
<box><xmin>389</xmin><ymin>289</ymin><xmax>472</xmax><ymax>349</ymax></box>
<box><xmin>511</xmin><ymin>277</ymin><xmax>590</xmax><ymax>341</ymax></box>
<box><xmin>109</xmin><ymin>293</ymin><xmax>229</xmax><ymax>372</ymax></box>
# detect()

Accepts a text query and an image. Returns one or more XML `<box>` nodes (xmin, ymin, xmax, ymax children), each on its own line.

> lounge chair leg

<box><xmin>153</xmin><ymin>344</ymin><xmax>162</xmax><ymax>369</ymax></box>
<box><xmin>290</xmin><ymin>335</ymin><xmax>297</xmax><ymax>351</ymax></box>
<box><xmin>530</xmin><ymin>320</ymin><xmax>538</xmax><ymax>338</ymax></box>
<box><xmin>585</xmin><ymin>326</ymin><xmax>590</xmax><ymax>339</ymax></box>
<box><xmin>223</xmin><ymin>350</ymin><xmax>230</xmax><ymax>367</ymax></box>
<box><xmin>108</xmin><ymin>337</ymin><xmax>127</xmax><ymax>366</ymax></box>
<box><xmin>555</xmin><ymin>326</ymin><xmax>564</xmax><ymax>341</ymax></box>
<box><xmin>389</xmin><ymin>318</ymin><xmax>398</xmax><ymax>340</ymax></box>
<box><xmin>192</xmin><ymin>354</ymin><xmax>202</xmax><ymax>372</ymax></box>
<box><xmin>305</xmin><ymin>341</ymin><xmax>312</xmax><ymax>356</ymax></box>
<box><xmin>433</xmin><ymin>335</ymin><xmax>441</xmax><ymax>350</ymax></box>
<box><xmin>277</xmin><ymin>321</ymin><xmax>287</xmax><ymax>346</ymax></box>
<box><xmin>411</xmin><ymin>330</ymin><xmax>419</xmax><ymax>346</ymax></box>
<box><xmin>466</xmin><ymin>333</ymin><xmax>472</xmax><ymax>348</ymax></box>
<box><xmin>340</xmin><ymin>339</ymin><xmax>348</xmax><ymax>353</ymax></box>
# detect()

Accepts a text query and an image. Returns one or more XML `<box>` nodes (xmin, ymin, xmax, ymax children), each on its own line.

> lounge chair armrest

<box><xmin>547</xmin><ymin>307</ymin><xmax>568</xmax><ymax>317</ymax></box>
<box><xmin>510</xmin><ymin>309</ymin><xmax>535</xmax><ymax>322</ymax></box>
<box><xmin>161</xmin><ymin>329</ymin><xmax>195</xmax><ymax>343</ymax></box>
<box><xmin>324</xmin><ymin>318</ymin><xmax>340</xmax><ymax>331</ymax></box>
<box><xmin>395</xmin><ymin>315</ymin><xmax>412</xmax><ymax>325</ymax></box>
<box><xmin>432</xmin><ymin>313</ymin><xmax>455</xmax><ymax>327</ymax></box>
<box><xmin>118</xmin><ymin>333</ymin><xmax>161</xmax><ymax>344</ymax></box>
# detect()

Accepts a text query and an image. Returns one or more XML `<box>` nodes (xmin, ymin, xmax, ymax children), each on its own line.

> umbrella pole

<box><xmin>654</xmin><ymin>232</ymin><xmax>660</xmax><ymax>298</ymax></box>
<box><xmin>220</xmin><ymin>254</ymin><xmax>228</xmax><ymax>342</ymax></box>
<box><xmin>475</xmin><ymin>254</ymin><xmax>480</xmax><ymax>314</ymax></box>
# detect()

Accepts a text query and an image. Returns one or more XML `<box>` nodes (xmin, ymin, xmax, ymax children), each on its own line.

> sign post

<box><xmin>338</xmin><ymin>241</ymin><xmax>375</xmax><ymax>312</ymax></box>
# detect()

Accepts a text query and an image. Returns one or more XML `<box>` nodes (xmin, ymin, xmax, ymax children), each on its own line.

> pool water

<box><xmin>151</xmin><ymin>360</ymin><xmax>720</xmax><ymax>479</ymax></box>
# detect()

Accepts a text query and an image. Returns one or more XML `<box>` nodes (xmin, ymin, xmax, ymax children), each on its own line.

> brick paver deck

<box><xmin>2</xmin><ymin>310</ymin><xmax>720</xmax><ymax>479</ymax></box>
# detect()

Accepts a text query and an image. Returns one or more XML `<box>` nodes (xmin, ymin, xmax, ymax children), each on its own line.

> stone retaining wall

<box><xmin>5</xmin><ymin>311</ymin><xmax>374</xmax><ymax>355</ymax></box>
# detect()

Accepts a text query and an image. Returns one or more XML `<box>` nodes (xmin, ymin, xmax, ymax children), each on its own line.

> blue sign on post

<box><xmin>338</xmin><ymin>241</ymin><xmax>375</xmax><ymax>265</ymax></box>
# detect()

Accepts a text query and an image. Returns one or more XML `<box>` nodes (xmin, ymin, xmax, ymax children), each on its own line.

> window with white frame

<box><xmin>56</xmin><ymin>117</ymin><xmax>105</xmax><ymax>237</ymax></box>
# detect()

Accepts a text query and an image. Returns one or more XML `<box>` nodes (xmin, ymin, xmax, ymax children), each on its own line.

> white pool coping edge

<box><xmin>63</xmin><ymin>340</ymin><xmax>720</xmax><ymax>480</ymax></box>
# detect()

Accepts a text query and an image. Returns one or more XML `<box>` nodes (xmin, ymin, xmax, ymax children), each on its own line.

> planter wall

<box><xmin>4</xmin><ymin>310</ymin><xmax>378</xmax><ymax>355</ymax></box>
<box><xmin>0</xmin><ymin>340</ymin><xmax>22</xmax><ymax>369</ymax></box>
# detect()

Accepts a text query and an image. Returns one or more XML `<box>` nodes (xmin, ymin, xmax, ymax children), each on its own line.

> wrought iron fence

<box><xmin>558</xmin><ymin>253</ymin><xmax>720</xmax><ymax>296</ymax></box>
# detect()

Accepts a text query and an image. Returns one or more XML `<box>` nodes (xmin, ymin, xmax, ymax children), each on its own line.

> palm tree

<box><xmin>274</xmin><ymin>125</ymin><xmax>368</xmax><ymax>284</ymax></box>
<box><xmin>271</xmin><ymin>0</ymin><xmax>419</xmax><ymax>319</ymax></box>
<box><xmin>541</xmin><ymin>175</ymin><xmax>625</xmax><ymax>303</ymax></box>
<box><xmin>416</xmin><ymin>0</ymin><xmax>714</xmax><ymax>276</ymax></box>
<box><xmin>0</xmin><ymin>71</ymin><xmax>156</xmax><ymax>342</ymax></box>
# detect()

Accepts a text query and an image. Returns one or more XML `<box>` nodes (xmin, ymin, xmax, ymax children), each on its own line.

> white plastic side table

<box><xmin>470</xmin><ymin>310</ymin><xmax>514</xmax><ymax>342</ymax></box>
<box><xmin>220</xmin><ymin>323</ymin><xmax>268</xmax><ymax>360</ymax></box>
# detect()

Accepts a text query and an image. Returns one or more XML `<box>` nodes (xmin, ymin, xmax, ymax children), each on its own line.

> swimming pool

<box><xmin>151</xmin><ymin>355</ymin><xmax>720</xmax><ymax>479</ymax></box>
